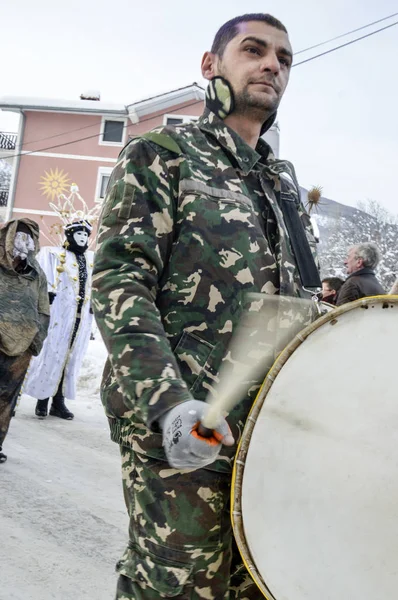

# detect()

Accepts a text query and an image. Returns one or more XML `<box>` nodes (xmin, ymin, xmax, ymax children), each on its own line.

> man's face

<box><xmin>73</xmin><ymin>230</ymin><xmax>89</xmax><ymax>247</ymax></box>
<box><xmin>210</xmin><ymin>21</ymin><xmax>292</xmax><ymax>118</ymax></box>
<box><xmin>344</xmin><ymin>248</ymin><xmax>363</xmax><ymax>275</ymax></box>
<box><xmin>322</xmin><ymin>282</ymin><xmax>335</xmax><ymax>301</ymax></box>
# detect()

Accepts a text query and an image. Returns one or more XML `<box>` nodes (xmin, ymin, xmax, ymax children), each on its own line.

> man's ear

<box><xmin>201</xmin><ymin>51</ymin><xmax>217</xmax><ymax>81</ymax></box>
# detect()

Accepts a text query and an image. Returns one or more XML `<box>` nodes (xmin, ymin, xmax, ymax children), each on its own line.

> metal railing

<box><xmin>0</xmin><ymin>188</ymin><xmax>9</xmax><ymax>207</ymax></box>
<box><xmin>0</xmin><ymin>132</ymin><xmax>17</xmax><ymax>150</ymax></box>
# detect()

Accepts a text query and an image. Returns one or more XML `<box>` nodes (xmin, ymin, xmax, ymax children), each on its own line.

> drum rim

<box><xmin>231</xmin><ymin>295</ymin><xmax>398</xmax><ymax>599</ymax></box>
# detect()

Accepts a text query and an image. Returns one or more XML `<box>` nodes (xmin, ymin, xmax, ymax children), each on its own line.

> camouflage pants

<box><xmin>0</xmin><ymin>350</ymin><xmax>31</xmax><ymax>449</ymax></box>
<box><xmin>116</xmin><ymin>446</ymin><xmax>262</xmax><ymax>600</ymax></box>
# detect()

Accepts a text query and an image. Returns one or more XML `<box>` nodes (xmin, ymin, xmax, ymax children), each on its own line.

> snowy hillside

<box><xmin>301</xmin><ymin>188</ymin><xmax>398</xmax><ymax>289</ymax></box>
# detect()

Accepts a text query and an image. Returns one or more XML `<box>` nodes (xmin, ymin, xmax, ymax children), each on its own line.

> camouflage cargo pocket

<box><xmin>116</xmin><ymin>544</ymin><xmax>193</xmax><ymax>598</ymax></box>
<box><xmin>173</xmin><ymin>331</ymin><xmax>217</xmax><ymax>395</ymax></box>
<box><xmin>100</xmin><ymin>358</ymin><xmax>133</xmax><ymax>420</ymax></box>
<box><xmin>126</xmin><ymin>451</ymin><xmax>231</xmax><ymax>550</ymax></box>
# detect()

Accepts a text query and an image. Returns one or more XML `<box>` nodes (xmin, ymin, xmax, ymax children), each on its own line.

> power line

<box><xmin>21</xmin><ymin>119</ymin><xmax>103</xmax><ymax>147</ymax></box>
<box><xmin>293</xmin><ymin>19</ymin><xmax>398</xmax><ymax>67</ymax></box>
<box><xmin>0</xmin><ymin>98</ymin><xmax>203</xmax><ymax>161</ymax></box>
<box><xmin>1</xmin><ymin>90</ymin><xmax>206</xmax><ymax>155</ymax></box>
<box><xmin>19</xmin><ymin>87</ymin><xmax>203</xmax><ymax>147</ymax></box>
<box><xmin>11</xmin><ymin>14</ymin><xmax>396</xmax><ymax>148</ymax></box>
<box><xmin>1</xmin><ymin>15</ymin><xmax>397</xmax><ymax>160</ymax></box>
<box><xmin>295</xmin><ymin>11</ymin><xmax>398</xmax><ymax>55</ymax></box>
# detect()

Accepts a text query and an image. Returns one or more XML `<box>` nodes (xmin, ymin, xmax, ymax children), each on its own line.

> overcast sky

<box><xmin>1</xmin><ymin>0</ymin><xmax>397</xmax><ymax>213</ymax></box>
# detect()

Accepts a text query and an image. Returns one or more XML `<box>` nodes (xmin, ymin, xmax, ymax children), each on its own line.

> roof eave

<box><xmin>128</xmin><ymin>85</ymin><xmax>205</xmax><ymax>118</ymax></box>
<box><xmin>0</xmin><ymin>102</ymin><xmax>127</xmax><ymax>116</ymax></box>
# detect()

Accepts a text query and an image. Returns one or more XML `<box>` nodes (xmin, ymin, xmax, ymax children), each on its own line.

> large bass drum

<box><xmin>232</xmin><ymin>295</ymin><xmax>398</xmax><ymax>600</ymax></box>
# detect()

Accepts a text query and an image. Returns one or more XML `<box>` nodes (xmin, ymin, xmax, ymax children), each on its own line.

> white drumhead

<box><xmin>240</xmin><ymin>297</ymin><xmax>398</xmax><ymax>600</ymax></box>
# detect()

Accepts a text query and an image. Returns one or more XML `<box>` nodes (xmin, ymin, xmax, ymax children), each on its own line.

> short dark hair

<box><xmin>211</xmin><ymin>13</ymin><xmax>288</xmax><ymax>57</ymax></box>
<box><xmin>322</xmin><ymin>277</ymin><xmax>344</xmax><ymax>292</ymax></box>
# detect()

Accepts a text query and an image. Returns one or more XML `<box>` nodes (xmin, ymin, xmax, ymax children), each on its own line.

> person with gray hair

<box><xmin>336</xmin><ymin>242</ymin><xmax>385</xmax><ymax>306</ymax></box>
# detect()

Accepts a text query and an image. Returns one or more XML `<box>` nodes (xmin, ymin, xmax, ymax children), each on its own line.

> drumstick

<box><xmin>199</xmin><ymin>294</ymin><xmax>316</xmax><ymax>432</ymax></box>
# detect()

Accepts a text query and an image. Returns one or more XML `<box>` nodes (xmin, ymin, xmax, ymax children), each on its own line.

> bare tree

<box><xmin>357</xmin><ymin>199</ymin><xmax>398</xmax><ymax>225</ymax></box>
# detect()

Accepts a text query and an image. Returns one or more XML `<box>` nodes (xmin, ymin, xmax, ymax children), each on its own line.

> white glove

<box><xmin>159</xmin><ymin>400</ymin><xmax>234</xmax><ymax>470</ymax></box>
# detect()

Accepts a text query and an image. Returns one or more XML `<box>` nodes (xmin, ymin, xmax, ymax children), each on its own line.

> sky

<box><xmin>1</xmin><ymin>0</ymin><xmax>398</xmax><ymax>214</ymax></box>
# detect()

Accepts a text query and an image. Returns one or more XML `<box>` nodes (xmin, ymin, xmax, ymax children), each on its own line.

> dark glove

<box><xmin>48</xmin><ymin>292</ymin><xmax>56</xmax><ymax>305</ymax></box>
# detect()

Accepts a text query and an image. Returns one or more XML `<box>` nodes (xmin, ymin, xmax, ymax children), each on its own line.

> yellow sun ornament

<box><xmin>39</xmin><ymin>168</ymin><xmax>71</xmax><ymax>201</ymax></box>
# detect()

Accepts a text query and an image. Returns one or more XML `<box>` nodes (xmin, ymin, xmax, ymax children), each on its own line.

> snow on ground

<box><xmin>75</xmin><ymin>336</ymin><xmax>108</xmax><ymax>413</ymax></box>
<box><xmin>1</xmin><ymin>338</ymin><xmax>128</xmax><ymax>600</ymax></box>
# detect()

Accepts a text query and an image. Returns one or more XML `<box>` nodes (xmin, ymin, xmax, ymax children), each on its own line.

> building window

<box><xmin>99</xmin><ymin>117</ymin><xmax>126</xmax><ymax>146</ymax></box>
<box><xmin>103</xmin><ymin>120</ymin><xmax>124</xmax><ymax>142</ymax></box>
<box><xmin>163</xmin><ymin>114</ymin><xmax>199</xmax><ymax>126</ymax></box>
<box><xmin>166</xmin><ymin>117</ymin><xmax>184</xmax><ymax>125</ymax></box>
<box><xmin>95</xmin><ymin>167</ymin><xmax>114</xmax><ymax>201</ymax></box>
<box><xmin>100</xmin><ymin>174</ymin><xmax>110</xmax><ymax>198</ymax></box>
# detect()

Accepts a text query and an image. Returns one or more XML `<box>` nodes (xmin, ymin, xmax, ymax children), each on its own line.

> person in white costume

<box><xmin>24</xmin><ymin>219</ymin><xmax>94</xmax><ymax>420</ymax></box>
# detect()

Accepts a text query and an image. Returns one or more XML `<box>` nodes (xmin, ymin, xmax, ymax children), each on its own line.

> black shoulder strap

<box><xmin>280</xmin><ymin>181</ymin><xmax>321</xmax><ymax>289</ymax></box>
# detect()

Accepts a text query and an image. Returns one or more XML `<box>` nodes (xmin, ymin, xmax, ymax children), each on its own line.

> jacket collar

<box><xmin>197</xmin><ymin>109</ymin><xmax>302</xmax><ymax>197</ymax></box>
<box><xmin>347</xmin><ymin>267</ymin><xmax>376</xmax><ymax>279</ymax></box>
<box><xmin>198</xmin><ymin>108</ymin><xmax>273</xmax><ymax>175</ymax></box>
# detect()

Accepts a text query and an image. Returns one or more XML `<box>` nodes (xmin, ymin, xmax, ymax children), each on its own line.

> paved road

<box><xmin>1</xmin><ymin>396</ymin><xmax>126</xmax><ymax>600</ymax></box>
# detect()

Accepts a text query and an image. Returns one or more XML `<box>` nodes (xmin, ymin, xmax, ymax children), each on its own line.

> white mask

<box><xmin>13</xmin><ymin>231</ymin><xmax>35</xmax><ymax>260</ymax></box>
<box><xmin>73</xmin><ymin>230</ymin><xmax>89</xmax><ymax>247</ymax></box>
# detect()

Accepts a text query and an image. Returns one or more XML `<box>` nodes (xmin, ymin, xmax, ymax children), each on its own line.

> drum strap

<box><xmin>263</xmin><ymin>154</ymin><xmax>321</xmax><ymax>290</ymax></box>
<box><xmin>280</xmin><ymin>183</ymin><xmax>321</xmax><ymax>289</ymax></box>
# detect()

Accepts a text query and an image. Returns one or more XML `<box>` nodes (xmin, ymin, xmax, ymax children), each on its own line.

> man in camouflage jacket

<box><xmin>93</xmin><ymin>13</ymin><xmax>320</xmax><ymax>600</ymax></box>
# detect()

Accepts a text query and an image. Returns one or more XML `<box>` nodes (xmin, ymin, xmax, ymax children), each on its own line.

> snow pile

<box><xmin>77</xmin><ymin>337</ymin><xmax>108</xmax><ymax>402</ymax></box>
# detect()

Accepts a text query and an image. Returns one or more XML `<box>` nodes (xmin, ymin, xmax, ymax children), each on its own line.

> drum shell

<box><xmin>232</xmin><ymin>295</ymin><xmax>398</xmax><ymax>600</ymax></box>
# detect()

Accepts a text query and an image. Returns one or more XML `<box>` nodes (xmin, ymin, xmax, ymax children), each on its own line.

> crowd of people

<box><xmin>0</xmin><ymin>217</ymin><xmax>94</xmax><ymax>463</ymax></box>
<box><xmin>0</xmin><ymin>223</ymin><xmax>386</xmax><ymax>469</ymax></box>
<box><xmin>91</xmin><ymin>13</ymin><xmax>394</xmax><ymax>600</ymax></box>
<box><xmin>1</xmin><ymin>11</ymin><xmax>397</xmax><ymax>600</ymax></box>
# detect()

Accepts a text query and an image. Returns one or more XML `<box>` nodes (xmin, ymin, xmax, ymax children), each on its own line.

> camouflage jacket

<box><xmin>0</xmin><ymin>218</ymin><xmax>50</xmax><ymax>357</ymax></box>
<box><xmin>92</xmin><ymin>108</ymin><xmax>319</xmax><ymax>472</ymax></box>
